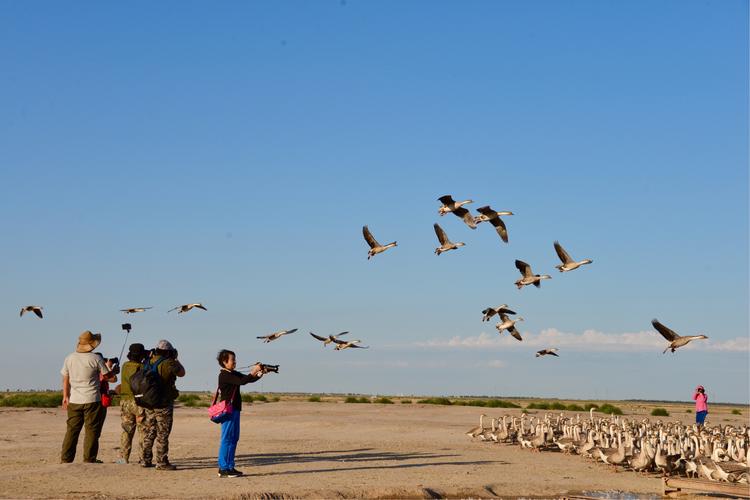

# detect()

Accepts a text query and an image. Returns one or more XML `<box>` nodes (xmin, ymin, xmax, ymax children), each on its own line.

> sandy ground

<box><xmin>0</xmin><ymin>401</ymin><xmax>747</xmax><ymax>499</ymax></box>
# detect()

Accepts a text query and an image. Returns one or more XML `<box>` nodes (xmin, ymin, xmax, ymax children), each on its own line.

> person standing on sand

<box><xmin>116</xmin><ymin>343</ymin><xmax>147</xmax><ymax>464</ymax></box>
<box><xmin>141</xmin><ymin>339</ymin><xmax>185</xmax><ymax>470</ymax></box>
<box><xmin>60</xmin><ymin>331</ymin><xmax>118</xmax><ymax>463</ymax></box>
<box><xmin>693</xmin><ymin>385</ymin><xmax>708</xmax><ymax>426</ymax></box>
<box><xmin>215</xmin><ymin>349</ymin><xmax>263</xmax><ymax>478</ymax></box>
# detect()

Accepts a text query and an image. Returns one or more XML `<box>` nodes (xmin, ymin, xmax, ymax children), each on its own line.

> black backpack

<box><xmin>131</xmin><ymin>357</ymin><xmax>168</xmax><ymax>409</ymax></box>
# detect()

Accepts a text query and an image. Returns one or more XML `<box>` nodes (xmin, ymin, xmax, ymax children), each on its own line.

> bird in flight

<box><xmin>475</xmin><ymin>206</ymin><xmax>513</xmax><ymax>243</ymax></box>
<box><xmin>309</xmin><ymin>331</ymin><xmax>350</xmax><ymax>347</ymax></box>
<box><xmin>333</xmin><ymin>338</ymin><xmax>369</xmax><ymax>350</ymax></box>
<box><xmin>536</xmin><ymin>348</ymin><xmax>559</xmax><ymax>357</ymax></box>
<box><xmin>168</xmin><ymin>303</ymin><xmax>208</xmax><ymax>314</ymax></box>
<box><xmin>553</xmin><ymin>241</ymin><xmax>593</xmax><ymax>272</ymax></box>
<box><xmin>120</xmin><ymin>307</ymin><xmax>153</xmax><ymax>314</ymax></box>
<box><xmin>257</xmin><ymin>328</ymin><xmax>298</xmax><ymax>343</ymax></box>
<box><xmin>434</xmin><ymin>223</ymin><xmax>465</xmax><ymax>256</ymax></box>
<box><xmin>481</xmin><ymin>304</ymin><xmax>517</xmax><ymax>322</ymax></box>
<box><xmin>437</xmin><ymin>195</ymin><xmax>477</xmax><ymax>229</ymax></box>
<box><xmin>362</xmin><ymin>226</ymin><xmax>397</xmax><ymax>260</ymax></box>
<box><xmin>495</xmin><ymin>313</ymin><xmax>523</xmax><ymax>341</ymax></box>
<box><xmin>20</xmin><ymin>306</ymin><xmax>43</xmax><ymax>319</ymax></box>
<box><xmin>514</xmin><ymin>260</ymin><xmax>551</xmax><ymax>289</ymax></box>
<box><xmin>651</xmin><ymin>319</ymin><xmax>708</xmax><ymax>354</ymax></box>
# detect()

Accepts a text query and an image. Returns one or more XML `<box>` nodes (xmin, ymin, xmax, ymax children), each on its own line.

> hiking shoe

<box><xmin>229</xmin><ymin>468</ymin><xmax>244</xmax><ymax>476</ymax></box>
<box><xmin>219</xmin><ymin>469</ymin><xmax>242</xmax><ymax>478</ymax></box>
<box><xmin>156</xmin><ymin>463</ymin><xmax>177</xmax><ymax>471</ymax></box>
<box><xmin>141</xmin><ymin>462</ymin><xmax>154</xmax><ymax>468</ymax></box>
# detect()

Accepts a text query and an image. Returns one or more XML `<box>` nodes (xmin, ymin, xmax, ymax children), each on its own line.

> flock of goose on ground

<box><xmin>466</xmin><ymin>409</ymin><xmax>750</xmax><ymax>484</ymax></box>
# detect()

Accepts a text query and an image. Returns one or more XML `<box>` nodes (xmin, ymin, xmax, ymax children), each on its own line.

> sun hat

<box><xmin>156</xmin><ymin>339</ymin><xmax>174</xmax><ymax>351</ymax></box>
<box><xmin>76</xmin><ymin>331</ymin><xmax>101</xmax><ymax>353</ymax></box>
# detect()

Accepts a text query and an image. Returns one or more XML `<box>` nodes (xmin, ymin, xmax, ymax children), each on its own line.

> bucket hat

<box><xmin>76</xmin><ymin>331</ymin><xmax>101</xmax><ymax>353</ymax></box>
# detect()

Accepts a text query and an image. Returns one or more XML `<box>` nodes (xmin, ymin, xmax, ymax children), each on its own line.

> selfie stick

<box><xmin>118</xmin><ymin>323</ymin><xmax>132</xmax><ymax>362</ymax></box>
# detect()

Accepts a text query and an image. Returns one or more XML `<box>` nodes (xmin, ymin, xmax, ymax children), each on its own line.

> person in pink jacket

<box><xmin>693</xmin><ymin>385</ymin><xmax>708</xmax><ymax>426</ymax></box>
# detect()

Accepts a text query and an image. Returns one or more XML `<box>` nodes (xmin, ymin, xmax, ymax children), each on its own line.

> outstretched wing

<box><xmin>284</xmin><ymin>328</ymin><xmax>298</xmax><ymax>335</ymax></box>
<box><xmin>652</xmin><ymin>319</ymin><xmax>679</xmax><ymax>341</ymax></box>
<box><xmin>490</xmin><ymin>217</ymin><xmax>508</xmax><ymax>243</ymax></box>
<box><xmin>498</xmin><ymin>306</ymin><xmax>516</xmax><ymax>315</ymax></box>
<box><xmin>33</xmin><ymin>308</ymin><xmax>43</xmax><ymax>319</ymax></box>
<box><xmin>334</xmin><ymin>331</ymin><xmax>350</xmax><ymax>337</ymax></box>
<box><xmin>332</xmin><ymin>337</ymin><xmax>349</xmax><ymax>345</ymax></box>
<box><xmin>508</xmin><ymin>326</ymin><xmax>523</xmax><ymax>341</ymax></box>
<box><xmin>515</xmin><ymin>259</ymin><xmax>532</xmax><ymax>278</ymax></box>
<box><xmin>350</xmin><ymin>344</ymin><xmax>369</xmax><ymax>349</ymax></box>
<box><xmin>453</xmin><ymin>207</ymin><xmax>477</xmax><ymax>229</ymax></box>
<box><xmin>476</xmin><ymin>205</ymin><xmax>495</xmax><ymax>216</ymax></box>
<box><xmin>309</xmin><ymin>332</ymin><xmax>327</xmax><ymax>342</ymax></box>
<box><xmin>194</xmin><ymin>304</ymin><xmax>207</xmax><ymax>311</ymax></box>
<box><xmin>481</xmin><ymin>307</ymin><xmax>498</xmax><ymax>322</ymax></box>
<box><xmin>548</xmin><ymin>351</ymin><xmax>559</xmax><ymax>357</ymax></box>
<box><xmin>433</xmin><ymin>223</ymin><xmax>449</xmax><ymax>245</ymax></box>
<box><xmin>257</xmin><ymin>335</ymin><xmax>270</xmax><ymax>339</ymax></box>
<box><xmin>362</xmin><ymin>226</ymin><xmax>380</xmax><ymax>249</ymax></box>
<box><xmin>19</xmin><ymin>308</ymin><xmax>25</xmax><ymax>317</ymax></box>
<box><xmin>438</xmin><ymin>195</ymin><xmax>455</xmax><ymax>205</ymax></box>
<box><xmin>167</xmin><ymin>306</ymin><xmax>180</xmax><ymax>313</ymax></box>
<box><xmin>554</xmin><ymin>241</ymin><xmax>573</xmax><ymax>264</ymax></box>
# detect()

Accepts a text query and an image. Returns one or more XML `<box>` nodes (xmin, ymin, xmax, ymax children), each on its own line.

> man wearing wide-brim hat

<box><xmin>60</xmin><ymin>331</ymin><xmax>118</xmax><ymax>463</ymax></box>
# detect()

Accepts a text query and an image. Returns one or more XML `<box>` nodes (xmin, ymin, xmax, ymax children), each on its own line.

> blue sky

<box><xmin>1</xmin><ymin>1</ymin><xmax>748</xmax><ymax>402</ymax></box>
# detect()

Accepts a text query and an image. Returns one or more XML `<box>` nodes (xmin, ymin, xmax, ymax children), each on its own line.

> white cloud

<box><xmin>414</xmin><ymin>328</ymin><xmax>749</xmax><ymax>353</ymax></box>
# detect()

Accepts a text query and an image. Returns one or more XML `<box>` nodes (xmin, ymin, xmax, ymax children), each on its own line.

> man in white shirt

<box><xmin>60</xmin><ymin>331</ymin><xmax>117</xmax><ymax>463</ymax></box>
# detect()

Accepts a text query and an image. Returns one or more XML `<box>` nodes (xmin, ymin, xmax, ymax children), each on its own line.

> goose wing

<box><xmin>453</xmin><ymin>206</ymin><xmax>477</xmax><ymax>229</ymax></box>
<box><xmin>554</xmin><ymin>241</ymin><xmax>573</xmax><ymax>264</ymax></box>
<box><xmin>438</xmin><ymin>195</ymin><xmax>455</xmax><ymax>205</ymax></box>
<box><xmin>193</xmin><ymin>303</ymin><xmax>207</xmax><ymax>311</ymax></box>
<box><xmin>434</xmin><ymin>223</ymin><xmax>450</xmax><ymax>245</ymax></box>
<box><xmin>283</xmin><ymin>328</ymin><xmax>298</xmax><ymax>335</ymax></box>
<box><xmin>476</xmin><ymin>205</ymin><xmax>495</xmax><ymax>216</ymax></box>
<box><xmin>498</xmin><ymin>306</ymin><xmax>516</xmax><ymax>315</ymax></box>
<box><xmin>309</xmin><ymin>332</ymin><xmax>327</xmax><ymax>342</ymax></box>
<box><xmin>332</xmin><ymin>337</ymin><xmax>349</xmax><ymax>345</ymax></box>
<box><xmin>508</xmin><ymin>326</ymin><xmax>523</xmax><ymax>341</ymax></box>
<box><xmin>515</xmin><ymin>259</ymin><xmax>533</xmax><ymax>278</ymax></box>
<box><xmin>19</xmin><ymin>307</ymin><xmax>26</xmax><ymax>317</ymax></box>
<box><xmin>349</xmin><ymin>343</ymin><xmax>369</xmax><ymax>349</ymax></box>
<box><xmin>362</xmin><ymin>225</ymin><xmax>380</xmax><ymax>249</ymax></box>
<box><xmin>652</xmin><ymin>319</ymin><xmax>680</xmax><ymax>341</ymax></box>
<box><xmin>489</xmin><ymin>217</ymin><xmax>508</xmax><ymax>242</ymax></box>
<box><xmin>481</xmin><ymin>307</ymin><xmax>498</xmax><ymax>321</ymax></box>
<box><xmin>33</xmin><ymin>307</ymin><xmax>43</xmax><ymax>319</ymax></box>
<box><xmin>167</xmin><ymin>306</ymin><xmax>180</xmax><ymax>313</ymax></box>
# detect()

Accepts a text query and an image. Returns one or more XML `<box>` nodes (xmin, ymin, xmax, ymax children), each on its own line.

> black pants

<box><xmin>60</xmin><ymin>402</ymin><xmax>105</xmax><ymax>463</ymax></box>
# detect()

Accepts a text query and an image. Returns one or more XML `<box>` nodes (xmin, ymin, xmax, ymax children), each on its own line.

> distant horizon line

<box><xmin>4</xmin><ymin>389</ymin><xmax>748</xmax><ymax>406</ymax></box>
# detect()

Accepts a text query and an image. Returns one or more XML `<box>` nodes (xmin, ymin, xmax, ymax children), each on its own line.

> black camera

<box><xmin>122</xmin><ymin>323</ymin><xmax>132</xmax><ymax>333</ymax></box>
<box><xmin>258</xmin><ymin>363</ymin><xmax>279</xmax><ymax>374</ymax></box>
<box><xmin>106</xmin><ymin>357</ymin><xmax>120</xmax><ymax>366</ymax></box>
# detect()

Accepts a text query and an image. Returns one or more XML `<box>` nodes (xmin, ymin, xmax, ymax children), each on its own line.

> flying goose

<box><xmin>651</xmin><ymin>319</ymin><xmax>708</xmax><ymax>353</ymax></box>
<box><xmin>437</xmin><ymin>195</ymin><xmax>476</xmax><ymax>229</ymax></box>
<box><xmin>120</xmin><ymin>307</ymin><xmax>153</xmax><ymax>314</ymax></box>
<box><xmin>257</xmin><ymin>328</ymin><xmax>298</xmax><ymax>343</ymax></box>
<box><xmin>535</xmin><ymin>348</ymin><xmax>559</xmax><ymax>357</ymax></box>
<box><xmin>554</xmin><ymin>241</ymin><xmax>593</xmax><ymax>272</ymax></box>
<box><xmin>309</xmin><ymin>331</ymin><xmax>349</xmax><ymax>347</ymax></box>
<box><xmin>496</xmin><ymin>313</ymin><xmax>523</xmax><ymax>341</ymax></box>
<box><xmin>167</xmin><ymin>303</ymin><xmax>207</xmax><ymax>314</ymax></box>
<box><xmin>481</xmin><ymin>304</ymin><xmax>516</xmax><ymax>322</ymax></box>
<box><xmin>332</xmin><ymin>338</ymin><xmax>369</xmax><ymax>350</ymax></box>
<box><xmin>474</xmin><ymin>206</ymin><xmax>513</xmax><ymax>243</ymax></box>
<box><xmin>19</xmin><ymin>306</ymin><xmax>43</xmax><ymax>319</ymax></box>
<box><xmin>433</xmin><ymin>223</ymin><xmax>465</xmax><ymax>255</ymax></box>
<box><xmin>514</xmin><ymin>260</ymin><xmax>551</xmax><ymax>289</ymax></box>
<box><xmin>362</xmin><ymin>225</ymin><xmax>397</xmax><ymax>260</ymax></box>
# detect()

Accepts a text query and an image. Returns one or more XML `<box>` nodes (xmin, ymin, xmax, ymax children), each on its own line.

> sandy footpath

<box><xmin>0</xmin><ymin>401</ymin><xmax>725</xmax><ymax>499</ymax></box>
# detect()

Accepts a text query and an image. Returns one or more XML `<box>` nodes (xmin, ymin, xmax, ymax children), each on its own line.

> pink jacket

<box><xmin>693</xmin><ymin>391</ymin><xmax>708</xmax><ymax>412</ymax></box>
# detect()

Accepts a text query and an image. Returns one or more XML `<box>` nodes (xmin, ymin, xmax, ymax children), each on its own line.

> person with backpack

<box><xmin>139</xmin><ymin>340</ymin><xmax>185</xmax><ymax>470</ymax></box>
<box><xmin>60</xmin><ymin>331</ymin><xmax>118</xmax><ymax>463</ymax></box>
<box><xmin>115</xmin><ymin>343</ymin><xmax>147</xmax><ymax>464</ymax></box>
<box><xmin>215</xmin><ymin>349</ymin><xmax>263</xmax><ymax>478</ymax></box>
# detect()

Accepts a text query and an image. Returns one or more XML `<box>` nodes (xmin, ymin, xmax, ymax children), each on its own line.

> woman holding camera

<box><xmin>215</xmin><ymin>350</ymin><xmax>263</xmax><ymax>478</ymax></box>
<box><xmin>693</xmin><ymin>385</ymin><xmax>709</xmax><ymax>426</ymax></box>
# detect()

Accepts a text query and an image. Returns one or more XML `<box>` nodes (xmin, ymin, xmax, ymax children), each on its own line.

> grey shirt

<box><xmin>61</xmin><ymin>352</ymin><xmax>108</xmax><ymax>404</ymax></box>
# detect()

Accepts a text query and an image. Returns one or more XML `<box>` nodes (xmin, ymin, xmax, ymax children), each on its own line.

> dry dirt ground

<box><xmin>0</xmin><ymin>401</ymin><xmax>747</xmax><ymax>499</ymax></box>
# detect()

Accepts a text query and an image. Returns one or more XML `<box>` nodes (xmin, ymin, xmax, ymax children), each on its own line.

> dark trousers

<box><xmin>61</xmin><ymin>402</ymin><xmax>105</xmax><ymax>463</ymax></box>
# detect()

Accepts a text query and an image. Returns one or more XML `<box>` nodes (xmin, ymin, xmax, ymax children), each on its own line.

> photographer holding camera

<box><xmin>141</xmin><ymin>340</ymin><xmax>185</xmax><ymax>471</ymax></box>
<box><xmin>115</xmin><ymin>343</ymin><xmax>147</xmax><ymax>464</ymax></box>
<box><xmin>215</xmin><ymin>350</ymin><xmax>271</xmax><ymax>478</ymax></box>
<box><xmin>693</xmin><ymin>385</ymin><xmax>709</xmax><ymax>427</ymax></box>
<box><xmin>60</xmin><ymin>331</ymin><xmax>118</xmax><ymax>463</ymax></box>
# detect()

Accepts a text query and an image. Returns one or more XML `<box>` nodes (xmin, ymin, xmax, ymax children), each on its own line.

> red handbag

<box><xmin>208</xmin><ymin>386</ymin><xmax>237</xmax><ymax>424</ymax></box>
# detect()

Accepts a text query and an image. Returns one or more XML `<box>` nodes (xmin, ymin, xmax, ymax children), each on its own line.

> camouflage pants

<box><xmin>119</xmin><ymin>398</ymin><xmax>145</xmax><ymax>462</ymax></box>
<box><xmin>142</xmin><ymin>405</ymin><xmax>174</xmax><ymax>466</ymax></box>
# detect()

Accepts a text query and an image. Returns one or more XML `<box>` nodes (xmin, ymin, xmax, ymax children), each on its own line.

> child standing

<box><xmin>693</xmin><ymin>385</ymin><xmax>708</xmax><ymax>426</ymax></box>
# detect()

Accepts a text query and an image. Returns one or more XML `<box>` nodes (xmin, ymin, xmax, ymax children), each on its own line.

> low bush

<box><xmin>374</xmin><ymin>397</ymin><xmax>393</xmax><ymax>404</ymax></box>
<box><xmin>651</xmin><ymin>408</ymin><xmax>669</xmax><ymax>417</ymax></box>
<box><xmin>271</xmin><ymin>396</ymin><xmax>281</xmax><ymax>402</ymax></box>
<box><xmin>308</xmin><ymin>396</ymin><xmax>322</xmax><ymax>402</ymax></box>
<box><xmin>584</xmin><ymin>403</ymin><xmax>599</xmax><ymax>411</ymax></box>
<box><xmin>178</xmin><ymin>394</ymin><xmax>201</xmax><ymax>404</ymax></box>
<box><xmin>731</xmin><ymin>409</ymin><xmax>742</xmax><ymax>415</ymax></box>
<box><xmin>597</xmin><ymin>404</ymin><xmax>623</xmax><ymax>415</ymax></box>
<box><xmin>400</xmin><ymin>399</ymin><xmax>412</xmax><ymax>404</ymax></box>
<box><xmin>345</xmin><ymin>396</ymin><xmax>370</xmax><ymax>403</ymax></box>
<box><xmin>417</xmin><ymin>397</ymin><xmax>453</xmax><ymax>406</ymax></box>
<box><xmin>0</xmin><ymin>393</ymin><xmax>63</xmax><ymax>408</ymax></box>
<box><xmin>457</xmin><ymin>399</ymin><xmax>520</xmax><ymax>408</ymax></box>
<box><xmin>686</xmin><ymin>409</ymin><xmax>692</xmax><ymax>413</ymax></box>
<box><xmin>526</xmin><ymin>402</ymin><xmax>550</xmax><ymax>410</ymax></box>
<box><xmin>566</xmin><ymin>404</ymin><xmax>585</xmax><ymax>412</ymax></box>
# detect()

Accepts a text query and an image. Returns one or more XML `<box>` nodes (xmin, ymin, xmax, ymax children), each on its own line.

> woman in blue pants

<box><xmin>216</xmin><ymin>349</ymin><xmax>262</xmax><ymax>478</ymax></box>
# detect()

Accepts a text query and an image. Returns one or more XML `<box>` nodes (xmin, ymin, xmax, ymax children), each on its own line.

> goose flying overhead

<box><xmin>536</xmin><ymin>348</ymin><xmax>559</xmax><ymax>357</ymax></box>
<box><xmin>475</xmin><ymin>206</ymin><xmax>513</xmax><ymax>243</ymax></box>
<box><xmin>481</xmin><ymin>304</ymin><xmax>516</xmax><ymax>322</ymax></box>
<box><xmin>120</xmin><ymin>307</ymin><xmax>153</xmax><ymax>314</ymax></box>
<box><xmin>20</xmin><ymin>306</ymin><xmax>43</xmax><ymax>319</ymax></box>
<box><xmin>362</xmin><ymin>226</ymin><xmax>397</xmax><ymax>260</ymax></box>
<box><xmin>257</xmin><ymin>328</ymin><xmax>298</xmax><ymax>343</ymax></box>
<box><xmin>168</xmin><ymin>303</ymin><xmax>207</xmax><ymax>314</ymax></box>
<box><xmin>514</xmin><ymin>260</ymin><xmax>551</xmax><ymax>289</ymax></box>
<box><xmin>437</xmin><ymin>195</ymin><xmax>476</xmax><ymax>229</ymax></box>
<box><xmin>434</xmin><ymin>223</ymin><xmax>465</xmax><ymax>256</ymax></box>
<box><xmin>309</xmin><ymin>331</ymin><xmax>349</xmax><ymax>347</ymax></box>
<box><xmin>651</xmin><ymin>319</ymin><xmax>708</xmax><ymax>354</ymax></box>
<box><xmin>554</xmin><ymin>241</ymin><xmax>593</xmax><ymax>272</ymax></box>
<box><xmin>496</xmin><ymin>313</ymin><xmax>523</xmax><ymax>341</ymax></box>
<box><xmin>332</xmin><ymin>338</ymin><xmax>369</xmax><ymax>350</ymax></box>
